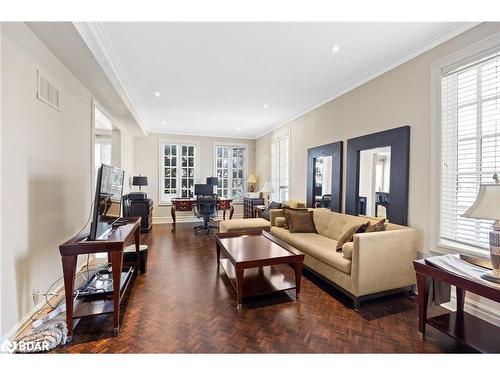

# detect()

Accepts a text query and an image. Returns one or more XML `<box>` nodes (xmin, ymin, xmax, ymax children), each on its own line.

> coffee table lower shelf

<box><xmin>219</xmin><ymin>258</ymin><xmax>297</xmax><ymax>301</ymax></box>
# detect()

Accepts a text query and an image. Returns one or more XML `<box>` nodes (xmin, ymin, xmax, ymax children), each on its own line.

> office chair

<box><xmin>318</xmin><ymin>194</ymin><xmax>332</xmax><ymax>209</ymax></box>
<box><xmin>193</xmin><ymin>194</ymin><xmax>218</xmax><ymax>234</ymax></box>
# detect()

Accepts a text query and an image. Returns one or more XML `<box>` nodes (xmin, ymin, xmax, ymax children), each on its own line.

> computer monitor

<box><xmin>194</xmin><ymin>184</ymin><xmax>214</xmax><ymax>196</ymax></box>
<box><xmin>89</xmin><ymin>164</ymin><xmax>125</xmax><ymax>240</ymax></box>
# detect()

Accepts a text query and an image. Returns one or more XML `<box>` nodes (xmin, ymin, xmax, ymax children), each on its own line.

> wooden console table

<box><xmin>59</xmin><ymin>217</ymin><xmax>141</xmax><ymax>341</ymax></box>
<box><xmin>170</xmin><ymin>197</ymin><xmax>233</xmax><ymax>232</ymax></box>
<box><xmin>414</xmin><ymin>258</ymin><xmax>500</xmax><ymax>353</ymax></box>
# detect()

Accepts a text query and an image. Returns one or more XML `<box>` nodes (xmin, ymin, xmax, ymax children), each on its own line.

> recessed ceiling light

<box><xmin>331</xmin><ymin>45</ymin><xmax>340</xmax><ymax>53</ymax></box>
<box><xmin>263</xmin><ymin>104</ymin><xmax>269</xmax><ymax>109</ymax></box>
<box><xmin>154</xmin><ymin>91</ymin><xmax>161</xmax><ymax>97</ymax></box>
<box><xmin>237</xmin><ymin>127</ymin><xmax>241</xmax><ymax>131</ymax></box>
<box><xmin>162</xmin><ymin>120</ymin><xmax>166</xmax><ymax>125</ymax></box>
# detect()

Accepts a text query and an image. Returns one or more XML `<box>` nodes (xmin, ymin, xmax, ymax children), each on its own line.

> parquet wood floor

<box><xmin>53</xmin><ymin>223</ymin><xmax>470</xmax><ymax>353</ymax></box>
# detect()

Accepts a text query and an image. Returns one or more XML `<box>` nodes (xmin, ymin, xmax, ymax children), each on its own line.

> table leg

<box><xmin>229</xmin><ymin>205</ymin><xmax>234</xmax><ymax>220</ymax></box>
<box><xmin>223</xmin><ymin>209</ymin><xmax>226</xmax><ymax>221</ymax></box>
<box><xmin>110</xmin><ymin>251</ymin><xmax>124</xmax><ymax>336</ymax></box>
<box><xmin>294</xmin><ymin>261</ymin><xmax>303</xmax><ymax>300</ymax></box>
<box><xmin>134</xmin><ymin>226</ymin><xmax>141</xmax><ymax>274</ymax></box>
<box><xmin>456</xmin><ymin>287</ymin><xmax>466</xmax><ymax>312</ymax></box>
<box><xmin>216</xmin><ymin>242</ymin><xmax>221</xmax><ymax>266</ymax></box>
<box><xmin>235</xmin><ymin>268</ymin><xmax>244</xmax><ymax>308</ymax></box>
<box><xmin>171</xmin><ymin>204</ymin><xmax>176</xmax><ymax>232</ymax></box>
<box><xmin>61</xmin><ymin>255</ymin><xmax>77</xmax><ymax>342</ymax></box>
<box><xmin>416</xmin><ymin>272</ymin><xmax>429</xmax><ymax>339</ymax></box>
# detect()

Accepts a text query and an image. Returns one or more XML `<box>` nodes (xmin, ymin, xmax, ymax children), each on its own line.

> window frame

<box><xmin>213</xmin><ymin>142</ymin><xmax>249</xmax><ymax>202</ymax></box>
<box><xmin>271</xmin><ymin>129</ymin><xmax>291</xmax><ymax>202</ymax></box>
<box><xmin>430</xmin><ymin>32</ymin><xmax>500</xmax><ymax>257</ymax></box>
<box><xmin>158</xmin><ymin>139</ymin><xmax>200</xmax><ymax>205</ymax></box>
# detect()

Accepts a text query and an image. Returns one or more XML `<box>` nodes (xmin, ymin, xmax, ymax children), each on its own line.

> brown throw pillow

<box><xmin>336</xmin><ymin>223</ymin><xmax>365</xmax><ymax>251</ymax></box>
<box><xmin>356</xmin><ymin>221</ymin><xmax>370</xmax><ymax>234</ymax></box>
<box><xmin>288</xmin><ymin>211</ymin><xmax>316</xmax><ymax>233</ymax></box>
<box><xmin>283</xmin><ymin>207</ymin><xmax>309</xmax><ymax>230</ymax></box>
<box><xmin>365</xmin><ymin>218</ymin><xmax>387</xmax><ymax>233</ymax></box>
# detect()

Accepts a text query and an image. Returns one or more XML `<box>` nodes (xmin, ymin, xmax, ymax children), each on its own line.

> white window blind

<box><xmin>440</xmin><ymin>51</ymin><xmax>500</xmax><ymax>250</ymax></box>
<box><xmin>271</xmin><ymin>132</ymin><xmax>289</xmax><ymax>202</ymax></box>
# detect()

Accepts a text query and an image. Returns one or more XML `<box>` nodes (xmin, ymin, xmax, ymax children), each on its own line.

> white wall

<box><xmin>134</xmin><ymin>133</ymin><xmax>255</xmax><ymax>222</ymax></box>
<box><xmin>0</xmin><ymin>23</ymin><xmax>134</xmax><ymax>338</ymax></box>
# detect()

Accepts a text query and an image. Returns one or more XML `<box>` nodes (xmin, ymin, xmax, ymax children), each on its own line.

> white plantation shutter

<box><xmin>440</xmin><ymin>51</ymin><xmax>500</xmax><ymax>250</ymax></box>
<box><xmin>271</xmin><ymin>131</ymin><xmax>290</xmax><ymax>202</ymax></box>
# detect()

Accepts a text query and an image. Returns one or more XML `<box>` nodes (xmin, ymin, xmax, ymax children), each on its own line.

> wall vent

<box><xmin>37</xmin><ymin>70</ymin><xmax>60</xmax><ymax>111</ymax></box>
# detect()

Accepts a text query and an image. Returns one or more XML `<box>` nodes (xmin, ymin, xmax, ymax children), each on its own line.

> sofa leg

<box><xmin>353</xmin><ymin>298</ymin><xmax>360</xmax><ymax>311</ymax></box>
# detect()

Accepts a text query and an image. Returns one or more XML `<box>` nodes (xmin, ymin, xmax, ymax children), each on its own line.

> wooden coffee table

<box><xmin>215</xmin><ymin>231</ymin><xmax>305</xmax><ymax>308</ymax></box>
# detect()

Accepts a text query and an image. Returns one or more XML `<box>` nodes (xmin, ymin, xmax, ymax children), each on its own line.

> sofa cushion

<box><xmin>270</xmin><ymin>227</ymin><xmax>351</xmax><ymax>274</ymax></box>
<box><xmin>365</xmin><ymin>218</ymin><xmax>387</xmax><ymax>232</ymax></box>
<box><xmin>283</xmin><ymin>207</ymin><xmax>309</xmax><ymax>230</ymax></box>
<box><xmin>289</xmin><ymin>211</ymin><xmax>316</xmax><ymax>233</ymax></box>
<box><xmin>336</xmin><ymin>223</ymin><xmax>365</xmax><ymax>250</ymax></box>
<box><xmin>219</xmin><ymin>218</ymin><xmax>270</xmax><ymax>233</ymax></box>
<box><xmin>283</xmin><ymin>200</ymin><xmax>305</xmax><ymax>209</ymax></box>
<box><xmin>275</xmin><ymin>216</ymin><xmax>286</xmax><ymax>227</ymax></box>
<box><xmin>313</xmin><ymin>210</ymin><xmax>371</xmax><ymax>241</ymax></box>
<box><xmin>342</xmin><ymin>242</ymin><xmax>354</xmax><ymax>259</ymax></box>
<box><xmin>261</xmin><ymin>201</ymin><xmax>282</xmax><ymax>221</ymax></box>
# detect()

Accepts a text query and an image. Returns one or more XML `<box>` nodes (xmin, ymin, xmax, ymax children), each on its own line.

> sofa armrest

<box><xmin>269</xmin><ymin>209</ymin><xmax>285</xmax><ymax>227</ymax></box>
<box><xmin>351</xmin><ymin>228</ymin><xmax>417</xmax><ymax>296</ymax></box>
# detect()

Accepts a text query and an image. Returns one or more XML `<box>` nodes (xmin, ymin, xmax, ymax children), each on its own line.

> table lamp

<box><xmin>247</xmin><ymin>173</ymin><xmax>258</xmax><ymax>192</ymax></box>
<box><xmin>462</xmin><ymin>182</ymin><xmax>500</xmax><ymax>283</ymax></box>
<box><xmin>261</xmin><ymin>181</ymin><xmax>273</xmax><ymax>206</ymax></box>
<box><xmin>132</xmin><ymin>175</ymin><xmax>148</xmax><ymax>191</ymax></box>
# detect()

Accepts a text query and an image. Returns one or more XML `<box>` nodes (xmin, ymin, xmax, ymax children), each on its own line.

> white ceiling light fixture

<box><xmin>162</xmin><ymin>120</ymin><xmax>166</xmax><ymax>125</ymax></box>
<box><xmin>154</xmin><ymin>91</ymin><xmax>161</xmax><ymax>97</ymax></box>
<box><xmin>331</xmin><ymin>45</ymin><xmax>340</xmax><ymax>53</ymax></box>
<box><xmin>263</xmin><ymin>104</ymin><xmax>269</xmax><ymax>109</ymax></box>
<box><xmin>237</xmin><ymin>127</ymin><xmax>241</xmax><ymax>130</ymax></box>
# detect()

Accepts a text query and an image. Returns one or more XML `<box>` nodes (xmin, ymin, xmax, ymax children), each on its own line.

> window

<box><xmin>440</xmin><ymin>51</ymin><xmax>500</xmax><ymax>250</ymax></box>
<box><xmin>214</xmin><ymin>145</ymin><xmax>246</xmax><ymax>200</ymax></box>
<box><xmin>271</xmin><ymin>131</ymin><xmax>290</xmax><ymax>202</ymax></box>
<box><xmin>160</xmin><ymin>142</ymin><xmax>197</xmax><ymax>203</ymax></box>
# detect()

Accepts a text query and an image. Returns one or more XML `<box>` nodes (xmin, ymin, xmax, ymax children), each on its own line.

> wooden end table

<box><xmin>215</xmin><ymin>231</ymin><xmax>305</xmax><ymax>308</ymax></box>
<box><xmin>252</xmin><ymin>205</ymin><xmax>267</xmax><ymax>218</ymax></box>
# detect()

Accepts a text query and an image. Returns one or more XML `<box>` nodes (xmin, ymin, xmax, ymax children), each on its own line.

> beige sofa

<box><xmin>270</xmin><ymin>208</ymin><xmax>417</xmax><ymax>309</ymax></box>
<box><xmin>219</xmin><ymin>200</ymin><xmax>305</xmax><ymax>233</ymax></box>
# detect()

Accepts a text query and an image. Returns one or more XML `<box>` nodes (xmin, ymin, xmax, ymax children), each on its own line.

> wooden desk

<box><xmin>59</xmin><ymin>217</ymin><xmax>141</xmax><ymax>341</ymax></box>
<box><xmin>171</xmin><ymin>198</ymin><xmax>234</xmax><ymax>232</ymax></box>
<box><xmin>414</xmin><ymin>258</ymin><xmax>500</xmax><ymax>353</ymax></box>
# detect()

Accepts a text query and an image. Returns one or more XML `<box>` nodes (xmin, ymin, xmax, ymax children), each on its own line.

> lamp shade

<box><xmin>261</xmin><ymin>181</ymin><xmax>273</xmax><ymax>193</ymax></box>
<box><xmin>132</xmin><ymin>175</ymin><xmax>148</xmax><ymax>187</ymax></box>
<box><xmin>247</xmin><ymin>173</ymin><xmax>257</xmax><ymax>184</ymax></box>
<box><xmin>206</xmin><ymin>176</ymin><xmax>219</xmax><ymax>186</ymax></box>
<box><xmin>462</xmin><ymin>184</ymin><xmax>500</xmax><ymax>220</ymax></box>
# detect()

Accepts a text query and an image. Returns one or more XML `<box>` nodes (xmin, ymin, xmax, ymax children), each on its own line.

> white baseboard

<box><xmin>153</xmin><ymin>213</ymin><xmax>243</xmax><ymax>224</ymax></box>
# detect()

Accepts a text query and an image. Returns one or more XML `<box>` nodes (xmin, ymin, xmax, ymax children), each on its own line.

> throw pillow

<box><xmin>342</xmin><ymin>242</ymin><xmax>354</xmax><ymax>259</ymax></box>
<box><xmin>356</xmin><ymin>221</ymin><xmax>370</xmax><ymax>234</ymax></box>
<box><xmin>283</xmin><ymin>207</ymin><xmax>309</xmax><ymax>230</ymax></box>
<box><xmin>288</xmin><ymin>211</ymin><xmax>316</xmax><ymax>233</ymax></box>
<box><xmin>274</xmin><ymin>217</ymin><xmax>286</xmax><ymax>227</ymax></box>
<box><xmin>336</xmin><ymin>223</ymin><xmax>365</xmax><ymax>251</ymax></box>
<box><xmin>365</xmin><ymin>218</ymin><xmax>387</xmax><ymax>233</ymax></box>
<box><xmin>261</xmin><ymin>201</ymin><xmax>282</xmax><ymax>221</ymax></box>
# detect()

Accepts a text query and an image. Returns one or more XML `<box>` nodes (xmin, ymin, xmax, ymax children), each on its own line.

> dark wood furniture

<box><xmin>252</xmin><ymin>204</ymin><xmax>266</xmax><ymax>218</ymax></box>
<box><xmin>307</xmin><ymin>141</ymin><xmax>343</xmax><ymax>212</ymax></box>
<box><xmin>345</xmin><ymin>126</ymin><xmax>410</xmax><ymax>225</ymax></box>
<box><xmin>414</xmin><ymin>257</ymin><xmax>500</xmax><ymax>353</ymax></box>
<box><xmin>215</xmin><ymin>231</ymin><xmax>305</xmax><ymax>308</ymax></box>
<box><xmin>129</xmin><ymin>198</ymin><xmax>152</xmax><ymax>232</ymax></box>
<box><xmin>170</xmin><ymin>197</ymin><xmax>233</xmax><ymax>232</ymax></box>
<box><xmin>59</xmin><ymin>217</ymin><xmax>141</xmax><ymax>342</ymax></box>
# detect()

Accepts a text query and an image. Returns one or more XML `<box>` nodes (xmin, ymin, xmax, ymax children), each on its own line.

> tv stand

<box><xmin>59</xmin><ymin>216</ymin><xmax>141</xmax><ymax>341</ymax></box>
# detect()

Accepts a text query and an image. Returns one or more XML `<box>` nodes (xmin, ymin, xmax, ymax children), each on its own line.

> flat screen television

<box><xmin>89</xmin><ymin>164</ymin><xmax>125</xmax><ymax>240</ymax></box>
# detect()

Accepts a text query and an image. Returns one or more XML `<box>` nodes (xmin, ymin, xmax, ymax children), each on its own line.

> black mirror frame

<box><xmin>307</xmin><ymin>141</ymin><xmax>343</xmax><ymax>212</ymax></box>
<box><xmin>345</xmin><ymin>126</ymin><xmax>410</xmax><ymax>225</ymax></box>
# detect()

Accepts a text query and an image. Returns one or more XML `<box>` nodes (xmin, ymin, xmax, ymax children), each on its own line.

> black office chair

<box><xmin>193</xmin><ymin>194</ymin><xmax>218</xmax><ymax>234</ymax></box>
<box><xmin>319</xmin><ymin>194</ymin><xmax>332</xmax><ymax>209</ymax></box>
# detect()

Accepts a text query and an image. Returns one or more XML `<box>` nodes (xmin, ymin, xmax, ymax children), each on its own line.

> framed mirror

<box><xmin>345</xmin><ymin>126</ymin><xmax>410</xmax><ymax>225</ymax></box>
<box><xmin>307</xmin><ymin>141</ymin><xmax>343</xmax><ymax>212</ymax></box>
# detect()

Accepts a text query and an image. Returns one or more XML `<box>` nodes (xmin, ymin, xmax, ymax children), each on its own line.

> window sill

<box><xmin>430</xmin><ymin>239</ymin><xmax>490</xmax><ymax>259</ymax></box>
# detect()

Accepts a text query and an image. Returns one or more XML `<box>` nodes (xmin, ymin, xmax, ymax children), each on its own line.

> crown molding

<box><xmin>73</xmin><ymin>22</ymin><xmax>148</xmax><ymax>137</ymax></box>
<box><xmin>254</xmin><ymin>22</ymin><xmax>481</xmax><ymax>139</ymax></box>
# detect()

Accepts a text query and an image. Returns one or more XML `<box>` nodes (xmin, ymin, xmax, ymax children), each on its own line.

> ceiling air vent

<box><xmin>37</xmin><ymin>70</ymin><xmax>60</xmax><ymax>111</ymax></box>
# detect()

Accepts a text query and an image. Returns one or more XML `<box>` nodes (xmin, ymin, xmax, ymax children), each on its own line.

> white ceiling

<box><xmin>79</xmin><ymin>22</ymin><xmax>476</xmax><ymax>139</ymax></box>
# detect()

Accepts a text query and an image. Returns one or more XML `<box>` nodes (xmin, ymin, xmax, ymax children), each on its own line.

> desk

<box><xmin>59</xmin><ymin>217</ymin><xmax>141</xmax><ymax>341</ymax></box>
<box><xmin>171</xmin><ymin>198</ymin><xmax>233</xmax><ymax>232</ymax></box>
<box><xmin>413</xmin><ymin>257</ymin><xmax>500</xmax><ymax>353</ymax></box>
